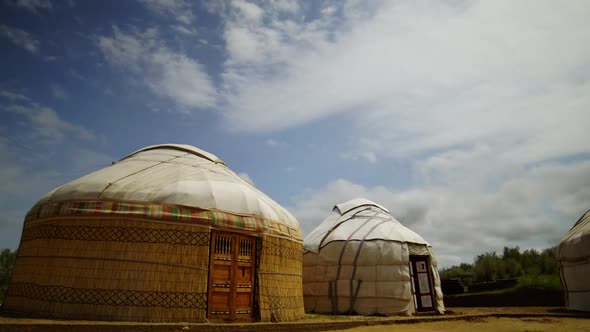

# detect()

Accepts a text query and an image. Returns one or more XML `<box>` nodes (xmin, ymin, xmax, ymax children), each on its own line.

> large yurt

<box><xmin>3</xmin><ymin>144</ymin><xmax>304</xmax><ymax>322</ymax></box>
<box><xmin>557</xmin><ymin>209</ymin><xmax>590</xmax><ymax>312</ymax></box>
<box><xmin>303</xmin><ymin>198</ymin><xmax>444</xmax><ymax>316</ymax></box>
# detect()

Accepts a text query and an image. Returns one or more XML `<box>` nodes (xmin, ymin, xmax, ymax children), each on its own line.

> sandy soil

<box><xmin>1</xmin><ymin>307</ymin><xmax>589</xmax><ymax>332</ymax></box>
<box><xmin>347</xmin><ymin>317</ymin><xmax>590</xmax><ymax>332</ymax></box>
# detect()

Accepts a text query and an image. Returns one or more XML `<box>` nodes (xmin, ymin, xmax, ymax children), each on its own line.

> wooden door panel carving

<box><xmin>208</xmin><ymin>232</ymin><xmax>256</xmax><ymax>321</ymax></box>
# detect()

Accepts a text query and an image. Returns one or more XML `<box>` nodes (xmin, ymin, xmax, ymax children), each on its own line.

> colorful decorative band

<box><xmin>7</xmin><ymin>282</ymin><xmax>207</xmax><ymax>309</ymax></box>
<box><xmin>25</xmin><ymin>200</ymin><xmax>301</xmax><ymax>240</ymax></box>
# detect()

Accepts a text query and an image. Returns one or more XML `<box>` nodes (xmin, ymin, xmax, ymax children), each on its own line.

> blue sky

<box><xmin>1</xmin><ymin>0</ymin><xmax>589</xmax><ymax>267</ymax></box>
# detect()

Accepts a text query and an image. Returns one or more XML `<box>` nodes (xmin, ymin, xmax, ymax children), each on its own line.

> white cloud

<box><xmin>340</xmin><ymin>151</ymin><xmax>377</xmax><ymax>163</ymax></box>
<box><xmin>219</xmin><ymin>0</ymin><xmax>336</xmax><ymax>71</ymax></box>
<box><xmin>149</xmin><ymin>50</ymin><xmax>216</xmax><ymax>109</ymax></box>
<box><xmin>231</xmin><ymin>0</ymin><xmax>264</xmax><ymax>23</ymax></box>
<box><xmin>139</xmin><ymin>0</ymin><xmax>194</xmax><ymax>25</ymax></box>
<box><xmin>0</xmin><ymin>138</ymin><xmax>60</xmax><ymax>196</ymax></box>
<box><xmin>223</xmin><ymin>26</ymin><xmax>266</xmax><ymax>64</ymax></box>
<box><xmin>1</xmin><ymin>92</ymin><xmax>94</xmax><ymax>144</ymax></box>
<box><xmin>265</xmin><ymin>138</ymin><xmax>278</xmax><ymax>147</ymax></box>
<box><xmin>0</xmin><ymin>138</ymin><xmax>114</xmax><ymax>249</ymax></box>
<box><xmin>0</xmin><ymin>90</ymin><xmax>30</xmax><ymax>102</ymax></box>
<box><xmin>97</xmin><ymin>27</ymin><xmax>157</xmax><ymax>68</ymax></box>
<box><xmin>238</xmin><ymin>172</ymin><xmax>255</xmax><ymax>186</ymax></box>
<box><xmin>51</xmin><ymin>83</ymin><xmax>68</xmax><ymax>100</ymax></box>
<box><xmin>6</xmin><ymin>0</ymin><xmax>52</xmax><ymax>13</ymax></box>
<box><xmin>217</xmin><ymin>1</ymin><xmax>590</xmax><ymax>167</ymax></box>
<box><xmin>269</xmin><ymin>0</ymin><xmax>300</xmax><ymax>14</ymax></box>
<box><xmin>0</xmin><ymin>139</ymin><xmax>60</xmax><ymax>251</ymax></box>
<box><xmin>98</xmin><ymin>26</ymin><xmax>216</xmax><ymax>111</ymax></box>
<box><xmin>70</xmin><ymin>148</ymin><xmax>114</xmax><ymax>173</ymax></box>
<box><xmin>172</xmin><ymin>25</ymin><xmax>198</xmax><ymax>36</ymax></box>
<box><xmin>289</xmin><ymin>141</ymin><xmax>590</xmax><ymax>267</ymax></box>
<box><xmin>289</xmin><ymin>156</ymin><xmax>590</xmax><ymax>267</ymax></box>
<box><xmin>0</xmin><ymin>24</ymin><xmax>40</xmax><ymax>54</ymax></box>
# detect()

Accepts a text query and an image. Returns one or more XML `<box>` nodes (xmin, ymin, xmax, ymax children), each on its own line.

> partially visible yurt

<box><xmin>3</xmin><ymin>144</ymin><xmax>304</xmax><ymax>322</ymax></box>
<box><xmin>557</xmin><ymin>209</ymin><xmax>590</xmax><ymax>311</ymax></box>
<box><xmin>303</xmin><ymin>198</ymin><xmax>444</xmax><ymax>315</ymax></box>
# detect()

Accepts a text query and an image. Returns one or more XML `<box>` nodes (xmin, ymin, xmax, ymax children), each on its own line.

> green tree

<box><xmin>521</xmin><ymin>249</ymin><xmax>542</xmax><ymax>275</ymax></box>
<box><xmin>473</xmin><ymin>252</ymin><xmax>502</xmax><ymax>282</ymax></box>
<box><xmin>0</xmin><ymin>248</ymin><xmax>17</xmax><ymax>304</ymax></box>
<box><xmin>540</xmin><ymin>247</ymin><xmax>557</xmax><ymax>275</ymax></box>
<box><xmin>502</xmin><ymin>258</ymin><xmax>523</xmax><ymax>278</ymax></box>
<box><xmin>440</xmin><ymin>263</ymin><xmax>474</xmax><ymax>279</ymax></box>
<box><xmin>440</xmin><ymin>245</ymin><xmax>560</xmax><ymax>292</ymax></box>
<box><xmin>501</xmin><ymin>247</ymin><xmax>523</xmax><ymax>278</ymax></box>
<box><xmin>502</xmin><ymin>246</ymin><xmax>521</xmax><ymax>261</ymax></box>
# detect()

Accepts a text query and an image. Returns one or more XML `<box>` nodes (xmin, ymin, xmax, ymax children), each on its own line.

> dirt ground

<box><xmin>342</xmin><ymin>308</ymin><xmax>590</xmax><ymax>332</ymax></box>
<box><xmin>1</xmin><ymin>307</ymin><xmax>589</xmax><ymax>332</ymax></box>
<box><xmin>347</xmin><ymin>317</ymin><xmax>590</xmax><ymax>332</ymax></box>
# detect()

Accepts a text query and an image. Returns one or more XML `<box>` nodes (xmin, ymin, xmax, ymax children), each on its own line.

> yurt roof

<box><xmin>304</xmin><ymin>198</ymin><xmax>429</xmax><ymax>254</ymax></box>
<box><xmin>558</xmin><ymin>209</ymin><xmax>590</xmax><ymax>261</ymax></box>
<box><xmin>32</xmin><ymin>144</ymin><xmax>299</xmax><ymax>235</ymax></box>
<box><xmin>124</xmin><ymin>144</ymin><xmax>226</xmax><ymax>165</ymax></box>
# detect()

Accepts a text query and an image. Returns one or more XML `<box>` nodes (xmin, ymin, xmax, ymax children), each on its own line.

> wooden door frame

<box><xmin>207</xmin><ymin>231</ymin><xmax>257</xmax><ymax>322</ymax></box>
<box><xmin>409</xmin><ymin>255</ymin><xmax>436</xmax><ymax>312</ymax></box>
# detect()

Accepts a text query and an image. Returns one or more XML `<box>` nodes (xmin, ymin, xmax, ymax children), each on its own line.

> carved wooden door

<box><xmin>208</xmin><ymin>232</ymin><xmax>256</xmax><ymax>321</ymax></box>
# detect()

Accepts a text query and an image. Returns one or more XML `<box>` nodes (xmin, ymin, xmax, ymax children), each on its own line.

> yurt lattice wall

<box><xmin>3</xmin><ymin>144</ymin><xmax>305</xmax><ymax>323</ymax></box>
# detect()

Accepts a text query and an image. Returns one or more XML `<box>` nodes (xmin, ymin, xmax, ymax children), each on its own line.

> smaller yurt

<box><xmin>303</xmin><ymin>198</ymin><xmax>444</xmax><ymax>316</ymax></box>
<box><xmin>557</xmin><ymin>209</ymin><xmax>590</xmax><ymax>311</ymax></box>
<box><xmin>3</xmin><ymin>144</ymin><xmax>304</xmax><ymax>322</ymax></box>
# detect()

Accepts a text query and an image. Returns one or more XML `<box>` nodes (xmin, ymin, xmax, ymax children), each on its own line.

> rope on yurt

<box><xmin>347</xmin><ymin>218</ymin><xmax>391</xmax><ymax>314</ymax></box>
<box><xmin>97</xmin><ymin>154</ymin><xmax>187</xmax><ymax>198</ymax></box>
<box><xmin>320</xmin><ymin>207</ymin><xmax>374</xmax><ymax>250</ymax></box>
<box><xmin>330</xmin><ymin>209</ymin><xmax>380</xmax><ymax>314</ymax></box>
<box><xmin>569</xmin><ymin>209</ymin><xmax>590</xmax><ymax>232</ymax></box>
<box><xmin>559</xmin><ymin>259</ymin><xmax>570</xmax><ymax>308</ymax></box>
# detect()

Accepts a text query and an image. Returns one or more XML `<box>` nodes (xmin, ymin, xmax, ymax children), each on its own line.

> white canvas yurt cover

<box><xmin>36</xmin><ymin>144</ymin><xmax>299</xmax><ymax>225</ymax></box>
<box><xmin>557</xmin><ymin>209</ymin><xmax>590</xmax><ymax>312</ymax></box>
<box><xmin>303</xmin><ymin>198</ymin><xmax>444</xmax><ymax>316</ymax></box>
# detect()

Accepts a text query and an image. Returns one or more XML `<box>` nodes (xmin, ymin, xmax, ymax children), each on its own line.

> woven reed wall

<box><xmin>4</xmin><ymin>218</ymin><xmax>210</xmax><ymax>322</ymax></box>
<box><xmin>257</xmin><ymin>235</ymin><xmax>304</xmax><ymax>322</ymax></box>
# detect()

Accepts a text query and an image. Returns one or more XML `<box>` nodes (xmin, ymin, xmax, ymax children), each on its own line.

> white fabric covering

<box><xmin>557</xmin><ymin>209</ymin><xmax>590</xmax><ymax>311</ymax></box>
<box><xmin>34</xmin><ymin>144</ymin><xmax>299</xmax><ymax>230</ymax></box>
<box><xmin>303</xmin><ymin>198</ymin><xmax>444</xmax><ymax>315</ymax></box>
